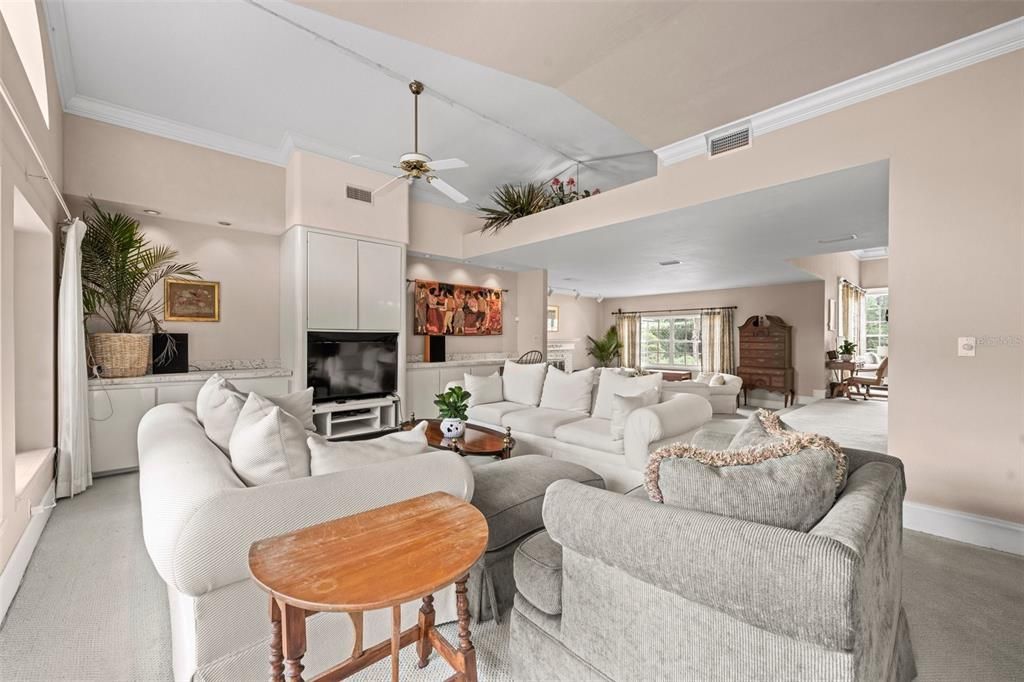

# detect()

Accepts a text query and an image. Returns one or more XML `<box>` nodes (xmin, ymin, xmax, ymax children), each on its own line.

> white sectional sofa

<box><xmin>661</xmin><ymin>372</ymin><xmax>743</xmax><ymax>414</ymax></box>
<box><xmin>450</xmin><ymin>362</ymin><xmax>713</xmax><ymax>492</ymax></box>
<box><xmin>137</xmin><ymin>402</ymin><xmax>475</xmax><ymax>682</ymax></box>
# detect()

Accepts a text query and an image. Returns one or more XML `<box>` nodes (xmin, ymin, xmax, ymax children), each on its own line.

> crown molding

<box><xmin>655</xmin><ymin>17</ymin><xmax>1024</xmax><ymax>166</ymax></box>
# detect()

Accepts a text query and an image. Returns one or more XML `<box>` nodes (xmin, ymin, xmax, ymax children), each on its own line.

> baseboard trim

<box><xmin>904</xmin><ymin>501</ymin><xmax>1024</xmax><ymax>556</ymax></box>
<box><xmin>744</xmin><ymin>393</ymin><xmax>818</xmax><ymax>409</ymax></box>
<box><xmin>0</xmin><ymin>481</ymin><xmax>56</xmax><ymax>625</ymax></box>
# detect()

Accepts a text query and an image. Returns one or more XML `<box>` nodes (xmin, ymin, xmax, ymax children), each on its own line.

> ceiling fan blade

<box><xmin>373</xmin><ymin>174</ymin><xmax>408</xmax><ymax>198</ymax></box>
<box><xmin>427</xmin><ymin>176</ymin><xmax>468</xmax><ymax>204</ymax></box>
<box><xmin>427</xmin><ymin>158</ymin><xmax>468</xmax><ymax>171</ymax></box>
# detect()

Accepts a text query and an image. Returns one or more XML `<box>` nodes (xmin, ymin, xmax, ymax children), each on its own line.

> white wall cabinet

<box><xmin>307</xmin><ymin>232</ymin><xmax>358</xmax><ymax>330</ymax></box>
<box><xmin>357</xmin><ymin>240</ymin><xmax>402</xmax><ymax>331</ymax></box>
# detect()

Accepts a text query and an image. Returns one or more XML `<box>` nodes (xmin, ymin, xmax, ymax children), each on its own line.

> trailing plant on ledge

<box><xmin>478</xmin><ymin>177</ymin><xmax>602</xmax><ymax>234</ymax></box>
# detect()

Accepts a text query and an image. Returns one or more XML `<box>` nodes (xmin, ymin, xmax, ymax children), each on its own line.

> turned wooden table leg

<box><xmin>417</xmin><ymin>594</ymin><xmax>435</xmax><ymax>668</ymax></box>
<box><xmin>455</xmin><ymin>576</ymin><xmax>478</xmax><ymax>682</ymax></box>
<box><xmin>269</xmin><ymin>598</ymin><xmax>284</xmax><ymax>682</ymax></box>
<box><xmin>390</xmin><ymin>605</ymin><xmax>402</xmax><ymax>682</ymax></box>
<box><xmin>280</xmin><ymin>601</ymin><xmax>306</xmax><ymax>682</ymax></box>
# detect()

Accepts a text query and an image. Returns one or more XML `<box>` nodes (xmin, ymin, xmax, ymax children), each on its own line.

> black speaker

<box><xmin>425</xmin><ymin>335</ymin><xmax>446</xmax><ymax>363</ymax></box>
<box><xmin>152</xmin><ymin>333</ymin><xmax>189</xmax><ymax>374</ymax></box>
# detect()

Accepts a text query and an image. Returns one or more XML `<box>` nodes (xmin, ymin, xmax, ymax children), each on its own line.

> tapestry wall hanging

<box><xmin>414</xmin><ymin>280</ymin><xmax>503</xmax><ymax>336</ymax></box>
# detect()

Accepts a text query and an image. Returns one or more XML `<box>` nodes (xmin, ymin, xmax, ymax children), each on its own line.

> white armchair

<box><xmin>662</xmin><ymin>373</ymin><xmax>743</xmax><ymax>414</ymax></box>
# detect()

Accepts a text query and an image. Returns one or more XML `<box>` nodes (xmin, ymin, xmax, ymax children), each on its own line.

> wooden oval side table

<box><xmin>249</xmin><ymin>492</ymin><xmax>488</xmax><ymax>682</ymax></box>
<box><xmin>404</xmin><ymin>417</ymin><xmax>515</xmax><ymax>460</ymax></box>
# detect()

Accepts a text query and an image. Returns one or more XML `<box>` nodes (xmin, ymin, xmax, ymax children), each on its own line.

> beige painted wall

<box><xmin>285</xmin><ymin>150</ymin><xmax>409</xmax><ymax>243</ymax></box>
<box><xmin>602</xmin><ymin>281</ymin><xmax>825</xmax><ymax>396</ymax></box>
<box><xmin>13</xmin><ymin>228</ymin><xmax>53</xmax><ymax>452</ymax></box>
<box><xmin>860</xmin><ymin>257</ymin><xmax>889</xmax><ymax>289</ymax></box>
<box><xmin>0</xmin><ymin>0</ymin><xmax>65</xmax><ymax>574</ymax></box>
<box><xmin>548</xmin><ymin>294</ymin><xmax>604</xmax><ymax>370</ymax></box>
<box><xmin>63</xmin><ymin>115</ymin><xmax>284</xmax><ymax>234</ymax></box>
<box><xmin>464</xmin><ymin>53</ymin><xmax>1024</xmax><ymax>524</ymax></box>
<box><xmin>517</xmin><ymin>270</ymin><xmax>548</xmax><ymax>359</ymax></box>
<box><xmin>406</xmin><ymin>256</ymin><xmax>517</xmax><ymax>358</ymax></box>
<box><xmin>790</xmin><ymin>251</ymin><xmax>862</xmax><ymax>379</ymax></box>
<box><xmin>70</xmin><ymin>198</ymin><xmax>281</xmax><ymax>364</ymax></box>
<box><xmin>408</xmin><ymin>200</ymin><xmax>479</xmax><ymax>258</ymax></box>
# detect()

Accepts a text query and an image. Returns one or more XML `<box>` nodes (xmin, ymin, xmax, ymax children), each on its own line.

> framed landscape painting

<box><xmin>165</xmin><ymin>278</ymin><xmax>220</xmax><ymax>322</ymax></box>
<box><xmin>414</xmin><ymin>279</ymin><xmax>502</xmax><ymax>336</ymax></box>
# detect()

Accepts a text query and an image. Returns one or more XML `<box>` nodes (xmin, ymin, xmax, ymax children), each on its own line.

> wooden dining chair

<box><xmin>516</xmin><ymin>350</ymin><xmax>544</xmax><ymax>364</ymax></box>
<box><xmin>846</xmin><ymin>357</ymin><xmax>889</xmax><ymax>400</ymax></box>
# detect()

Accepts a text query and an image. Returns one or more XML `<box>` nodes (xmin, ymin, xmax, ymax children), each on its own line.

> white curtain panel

<box><xmin>56</xmin><ymin>218</ymin><xmax>92</xmax><ymax>498</ymax></box>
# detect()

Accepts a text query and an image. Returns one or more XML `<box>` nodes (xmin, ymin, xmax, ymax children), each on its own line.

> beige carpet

<box><xmin>1</xmin><ymin>472</ymin><xmax>1021</xmax><ymax>681</ymax></box>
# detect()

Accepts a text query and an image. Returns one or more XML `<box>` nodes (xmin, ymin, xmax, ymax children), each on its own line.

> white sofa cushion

<box><xmin>308</xmin><ymin>422</ymin><xmax>429</xmax><ymax>475</ymax></box>
<box><xmin>610</xmin><ymin>387</ymin><xmax>660</xmax><ymax>439</ymax></box>
<box><xmin>468</xmin><ymin>400</ymin><xmax>531</xmax><ymax>426</ymax></box>
<box><xmin>228</xmin><ymin>393</ymin><xmax>311</xmax><ymax>486</ymax></box>
<box><xmin>196</xmin><ymin>374</ymin><xmax>315</xmax><ymax>452</ymax></box>
<box><xmin>502</xmin><ymin>360</ymin><xmax>547</xmax><ymax>406</ymax></box>
<box><xmin>553</xmin><ymin>418</ymin><xmax>624</xmax><ymax>455</ymax></box>
<box><xmin>539</xmin><ymin>366</ymin><xmax>594</xmax><ymax>414</ymax></box>
<box><xmin>709</xmin><ymin>373</ymin><xmax>726</xmax><ymax>386</ymax></box>
<box><xmin>502</xmin><ymin>407</ymin><xmax>587</xmax><ymax>438</ymax></box>
<box><xmin>464</xmin><ymin>372</ymin><xmax>504</xmax><ymax>407</ymax></box>
<box><xmin>592</xmin><ymin>369</ymin><xmax>663</xmax><ymax>420</ymax></box>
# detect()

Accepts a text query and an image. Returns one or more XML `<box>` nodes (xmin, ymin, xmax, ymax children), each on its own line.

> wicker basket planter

<box><xmin>89</xmin><ymin>333</ymin><xmax>151</xmax><ymax>378</ymax></box>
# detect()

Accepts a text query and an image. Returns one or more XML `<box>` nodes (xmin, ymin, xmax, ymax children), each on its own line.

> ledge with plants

<box><xmin>478</xmin><ymin>176</ymin><xmax>601</xmax><ymax>234</ymax></box>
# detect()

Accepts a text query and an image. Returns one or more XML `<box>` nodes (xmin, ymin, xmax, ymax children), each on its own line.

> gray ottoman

<box><xmin>468</xmin><ymin>454</ymin><xmax>604</xmax><ymax>622</ymax></box>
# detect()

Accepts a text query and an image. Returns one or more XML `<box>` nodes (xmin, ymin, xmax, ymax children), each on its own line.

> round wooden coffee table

<box><xmin>404</xmin><ymin>417</ymin><xmax>514</xmax><ymax>460</ymax></box>
<box><xmin>249</xmin><ymin>492</ymin><xmax>488</xmax><ymax>682</ymax></box>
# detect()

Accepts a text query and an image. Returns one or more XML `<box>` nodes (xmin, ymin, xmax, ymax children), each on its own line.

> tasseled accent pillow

<box><xmin>644</xmin><ymin>409</ymin><xmax>848</xmax><ymax>532</ymax></box>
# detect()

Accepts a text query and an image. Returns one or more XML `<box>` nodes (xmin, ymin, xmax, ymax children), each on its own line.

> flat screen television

<box><xmin>307</xmin><ymin>331</ymin><xmax>398</xmax><ymax>402</ymax></box>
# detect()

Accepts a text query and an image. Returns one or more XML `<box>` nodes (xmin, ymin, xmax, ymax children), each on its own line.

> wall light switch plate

<box><xmin>958</xmin><ymin>337</ymin><xmax>976</xmax><ymax>357</ymax></box>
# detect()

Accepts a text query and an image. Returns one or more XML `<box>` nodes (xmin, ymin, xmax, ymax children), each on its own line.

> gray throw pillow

<box><xmin>645</xmin><ymin>410</ymin><xmax>848</xmax><ymax>532</ymax></box>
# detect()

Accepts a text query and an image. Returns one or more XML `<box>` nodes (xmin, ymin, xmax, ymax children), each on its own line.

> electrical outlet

<box><xmin>958</xmin><ymin>337</ymin><xmax>976</xmax><ymax>357</ymax></box>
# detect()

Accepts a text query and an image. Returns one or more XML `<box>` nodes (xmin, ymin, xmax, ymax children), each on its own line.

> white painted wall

<box><xmin>547</xmin><ymin>294</ymin><xmax>604</xmax><ymax>369</ymax></box>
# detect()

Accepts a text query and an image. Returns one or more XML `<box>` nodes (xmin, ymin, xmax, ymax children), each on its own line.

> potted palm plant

<box><xmin>434</xmin><ymin>385</ymin><xmax>471</xmax><ymax>439</ymax></box>
<box><xmin>586</xmin><ymin>326</ymin><xmax>624</xmax><ymax>367</ymax></box>
<box><xmin>80</xmin><ymin>199</ymin><xmax>199</xmax><ymax>377</ymax></box>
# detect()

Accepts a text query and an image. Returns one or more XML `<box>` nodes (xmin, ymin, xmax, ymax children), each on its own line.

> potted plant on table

<box><xmin>586</xmin><ymin>326</ymin><xmax>624</xmax><ymax>367</ymax></box>
<box><xmin>80</xmin><ymin>199</ymin><xmax>199</xmax><ymax>377</ymax></box>
<box><xmin>838</xmin><ymin>340</ymin><xmax>858</xmax><ymax>362</ymax></box>
<box><xmin>434</xmin><ymin>385</ymin><xmax>471</xmax><ymax>439</ymax></box>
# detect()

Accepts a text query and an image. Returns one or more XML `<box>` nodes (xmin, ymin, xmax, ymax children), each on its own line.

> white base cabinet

<box><xmin>88</xmin><ymin>373</ymin><xmax>291</xmax><ymax>474</ymax></box>
<box><xmin>405</xmin><ymin>364</ymin><xmax>503</xmax><ymax>421</ymax></box>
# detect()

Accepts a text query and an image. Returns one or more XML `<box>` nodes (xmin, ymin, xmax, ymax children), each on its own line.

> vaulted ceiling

<box><xmin>299</xmin><ymin>1</ymin><xmax>1024</xmax><ymax>148</ymax></box>
<box><xmin>45</xmin><ymin>0</ymin><xmax>656</xmax><ymax>209</ymax></box>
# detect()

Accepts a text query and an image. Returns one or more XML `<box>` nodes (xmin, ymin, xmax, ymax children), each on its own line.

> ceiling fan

<box><xmin>373</xmin><ymin>80</ymin><xmax>469</xmax><ymax>204</ymax></box>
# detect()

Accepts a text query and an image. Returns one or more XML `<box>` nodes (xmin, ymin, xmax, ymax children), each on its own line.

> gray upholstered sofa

<box><xmin>510</xmin><ymin>444</ymin><xmax>917</xmax><ymax>681</ymax></box>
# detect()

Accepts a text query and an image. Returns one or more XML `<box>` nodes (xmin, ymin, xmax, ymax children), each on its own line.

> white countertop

<box><xmin>88</xmin><ymin>367</ymin><xmax>292</xmax><ymax>387</ymax></box>
<box><xmin>407</xmin><ymin>359</ymin><xmax>509</xmax><ymax>370</ymax></box>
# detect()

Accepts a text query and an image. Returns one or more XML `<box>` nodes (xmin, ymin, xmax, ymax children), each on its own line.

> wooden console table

<box><xmin>249</xmin><ymin>492</ymin><xmax>488</xmax><ymax>682</ymax></box>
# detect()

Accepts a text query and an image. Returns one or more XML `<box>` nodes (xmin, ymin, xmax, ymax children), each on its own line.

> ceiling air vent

<box><xmin>707</xmin><ymin>124</ymin><xmax>751</xmax><ymax>157</ymax></box>
<box><xmin>346</xmin><ymin>185</ymin><xmax>373</xmax><ymax>203</ymax></box>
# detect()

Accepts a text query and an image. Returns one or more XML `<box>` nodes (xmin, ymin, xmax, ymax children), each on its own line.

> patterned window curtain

<box><xmin>700</xmin><ymin>308</ymin><xmax>736</xmax><ymax>374</ymax></box>
<box><xmin>616</xmin><ymin>312</ymin><xmax>641</xmax><ymax>369</ymax></box>
<box><xmin>839</xmin><ymin>280</ymin><xmax>865</xmax><ymax>346</ymax></box>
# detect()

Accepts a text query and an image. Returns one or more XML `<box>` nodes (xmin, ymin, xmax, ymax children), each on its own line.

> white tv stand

<box><xmin>312</xmin><ymin>395</ymin><xmax>400</xmax><ymax>440</ymax></box>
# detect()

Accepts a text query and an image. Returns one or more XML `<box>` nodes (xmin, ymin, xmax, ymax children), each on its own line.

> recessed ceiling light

<box><xmin>818</xmin><ymin>234</ymin><xmax>858</xmax><ymax>244</ymax></box>
<box><xmin>143</xmin><ymin>209</ymin><xmax>161</xmax><ymax>216</ymax></box>
<box><xmin>349</xmin><ymin>154</ymin><xmax>361</xmax><ymax>159</ymax></box>
<box><xmin>659</xmin><ymin>259</ymin><xmax>681</xmax><ymax>266</ymax></box>
<box><xmin>217</xmin><ymin>220</ymin><xmax>232</xmax><ymax>226</ymax></box>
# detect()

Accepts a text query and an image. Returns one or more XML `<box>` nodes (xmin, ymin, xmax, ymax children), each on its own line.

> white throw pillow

<box><xmin>610</xmin><ymin>387</ymin><xmax>660</xmax><ymax>439</ymax></box>
<box><xmin>196</xmin><ymin>374</ymin><xmax>246</xmax><ymax>453</ymax></box>
<box><xmin>539</xmin><ymin>366</ymin><xmax>595</xmax><ymax>414</ymax></box>
<box><xmin>196</xmin><ymin>375</ymin><xmax>315</xmax><ymax>452</ymax></box>
<box><xmin>592</xmin><ymin>369</ymin><xmax>663</xmax><ymax>420</ymax></box>
<box><xmin>502</xmin><ymin>360</ymin><xmax>547</xmax><ymax>406</ymax></box>
<box><xmin>229</xmin><ymin>393</ymin><xmax>311</xmax><ymax>486</ymax></box>
<box><xmin>709</xmin><ymin>373</ymin><xmax>727</xmax><ymax>386</ymax></box>
<box><xmin>464</xmin><ymin>372</ymin><xmax>504</xmax><ymax>407</ymax></box>
<box><xmin>308</xmin><ymin>422</ymin><xmax>429</xmax><ymax>475</ymax></box>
